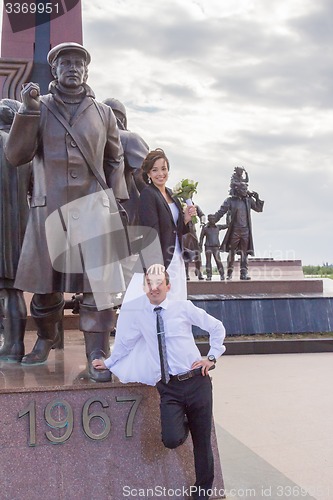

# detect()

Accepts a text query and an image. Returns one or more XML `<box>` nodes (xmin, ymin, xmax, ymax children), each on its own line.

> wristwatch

<box><xmin>207</xmin><ymin>355</ymin><xmax>216</xmax><ymax>364</ymax></box>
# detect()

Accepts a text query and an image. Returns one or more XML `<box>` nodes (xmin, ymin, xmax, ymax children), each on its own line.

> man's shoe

<box><xmin>191</xmin><ymin>489</ymin><xmax>210</xmax><ymax>500</ymax></box>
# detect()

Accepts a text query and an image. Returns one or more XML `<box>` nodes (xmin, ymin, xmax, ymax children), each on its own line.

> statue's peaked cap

<box><xmin>47</xmin><ymin>42</ymin><xmax>91</xmax><ymax>66</ymax></box>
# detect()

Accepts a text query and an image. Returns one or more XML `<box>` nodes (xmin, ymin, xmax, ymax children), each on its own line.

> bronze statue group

<box><xmin>0</xmin><ymin>41</ymin><xmax>263</xmax><ymax>500</ymax></box>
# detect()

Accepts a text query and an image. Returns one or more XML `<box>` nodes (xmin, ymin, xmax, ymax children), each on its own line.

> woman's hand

<box><xmin>184</xmin><ymin>204</ymin><xmax>197</xmax><ymax>224</ymax></box>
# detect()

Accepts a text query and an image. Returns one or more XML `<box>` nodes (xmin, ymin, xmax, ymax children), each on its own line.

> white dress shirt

<box><xmin>105</xmin><ymin>295</ymin><xmax>226</xmax><ymax>386</ymax></box>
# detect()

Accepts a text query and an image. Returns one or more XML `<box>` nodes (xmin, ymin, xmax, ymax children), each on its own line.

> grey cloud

<box><xmin>229</xmin><ymin>130</ymin><xmax>333</xmax><ymax>153</ymax></box>
<box><xmin>159</xmin><ymin>82</ymin><xmax>197</xmax><ymax>100</ymax></box>
<box><xmin>86</xmin><ymin>5</ymin><xmax>333</xmax><ymax>109</ymax></box>
<box><xmin>290</xmin><ymin>0</ymin><xmax>333</xmax><ymax>45</ymax></box>
<box><xmin>210</xmin><ymin>51</ymin><xmax>333</xmax><ymax>109</ymax></box>
<box><xmin>124</xmin><ymin>101</ymin><xmax>163</xmax><ymax>113</ymax></box>
<box><xmin>85</xmin><ymin>9</ymin><xmax>222</xmax><ymax>59</ymax></box>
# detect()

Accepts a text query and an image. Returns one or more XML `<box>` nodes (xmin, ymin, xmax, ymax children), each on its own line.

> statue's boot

<box><xmin>0</xmin><ymin>318</ymin><xmax>26</xmax><ymax>362</ymax></box>
<box><xmin>240</xmin><ymin>268</ymin><xmax>251</xmax><ymax>280</ymax></box>
<box><xmin>80</xmin><ymin>304</ymin><xmax>115</xmax><ymax>382</ymax></box>
<box><xmin>226</xmin><ymin>268</ymin><xmax>233</xmax><ymax>280</ymax></box>
<box><xmin>195</xmin><ymin>263</ymin><xmax>204</xmax><ymax>280</ymax></box>
<box><xmin>83</xmin><ymin>331</ymin><xmax>112</xmax><ymax>383</ymax></box>
<box><xmin>21</xmin><ymin>298</ymin><xmax>64</xmax><ymax>365</ymax></box>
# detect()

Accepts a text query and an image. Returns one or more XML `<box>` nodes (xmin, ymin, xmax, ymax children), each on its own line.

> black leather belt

<box><xmin>170</xmin><ymin>367</ymin><xmax>203</xmax><ymax>382</ymax></box>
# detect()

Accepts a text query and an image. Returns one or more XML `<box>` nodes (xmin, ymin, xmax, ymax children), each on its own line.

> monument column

<box><xmin>0</xmin><ymin>0</ymin><xmax>82</xmax><ymax>98</ymax></box>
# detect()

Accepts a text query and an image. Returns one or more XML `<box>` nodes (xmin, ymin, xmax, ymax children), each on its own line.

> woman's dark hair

<box><xmin>141</xmin><ymin>148</ymin><xmax>170</xmax><ymax>184</ymax></box>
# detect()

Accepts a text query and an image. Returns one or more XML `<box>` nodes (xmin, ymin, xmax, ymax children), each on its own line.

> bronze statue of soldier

<box><xmin>0</xmin><ymin>99</ymin><xmax>31</xmax><ymax>362</ymax></box>
<box><xmin>5</xmin><ymin>42</ymin><xmax>128</xmax><ymax>381</ymax></box>
<box><xmin>214</xmin><ymin>167</ymin><xmax>264</xmax><ymax>280</ymax></box>
<box><xmin>103</xmin><ymin>98</ymin><xmax>148</xmax><ymax>226</ymax></box>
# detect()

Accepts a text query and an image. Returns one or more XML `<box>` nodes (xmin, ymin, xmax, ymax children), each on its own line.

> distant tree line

<box><xmin>303</xmin><ymin>264</ymin><xmax>333</xmax><ymax>277</ymax></box>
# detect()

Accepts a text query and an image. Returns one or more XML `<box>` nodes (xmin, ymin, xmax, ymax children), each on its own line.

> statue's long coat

<box><xmin>5</xmin><ymin>86</ymin><xmax>128</xmax><ymax>294</ymax></box>
<box><xmin>0</xmin><ymin>130</ymin><xmax>31</xmax><ymax>287</ymax></box>
<box><xmin>215</xmin><ymin>196</ymin><xmax>264</xmax><ymax>255</ymax></box>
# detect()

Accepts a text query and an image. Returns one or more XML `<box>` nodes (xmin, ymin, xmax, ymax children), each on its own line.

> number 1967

<box><xmin>18</xmin><ymin>395</ymin><xmax>143</xmax><ymax>446</ymax></box>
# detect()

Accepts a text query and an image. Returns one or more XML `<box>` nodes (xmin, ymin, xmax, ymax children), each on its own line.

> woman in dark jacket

<box><xmin>139</xmin><ymin>149</ymin><xmax>196</xmax><ymax>299</ymax></box>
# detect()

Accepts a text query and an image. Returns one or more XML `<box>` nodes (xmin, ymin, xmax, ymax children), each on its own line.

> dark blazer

<box><xmin>139</xmin><ymin>184</ymin><xmax>189</xmax><ymax>269</ymax></box>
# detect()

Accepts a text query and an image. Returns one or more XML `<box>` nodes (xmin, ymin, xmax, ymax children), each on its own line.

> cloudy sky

<box><xmin>82</xmin><ymin>0</ymin><xmax>333</xmax><ymax>266</ymax></box>
<box><xmin>2</xmin><ymin>0</ymin><xmax>333</xmax><ymax>265</ymax></box>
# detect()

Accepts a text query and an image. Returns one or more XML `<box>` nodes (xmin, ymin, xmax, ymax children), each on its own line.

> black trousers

<box><xmin>156</xmin><ymin>374</ymin><xmax>214</xmax><ymax>499</ymax></box>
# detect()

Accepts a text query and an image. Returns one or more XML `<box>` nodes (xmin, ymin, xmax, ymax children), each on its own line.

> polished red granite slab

<box><xmin>0</xmin><ymin>332</ymin><xmax>225</xmax><ymax>500</ymax></box>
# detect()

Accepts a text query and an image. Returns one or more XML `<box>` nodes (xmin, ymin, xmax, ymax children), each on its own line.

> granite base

<box><xmin>0</xmin><ymin>335</ymin><xmax>224</xmax><ymax>500</ymax></box>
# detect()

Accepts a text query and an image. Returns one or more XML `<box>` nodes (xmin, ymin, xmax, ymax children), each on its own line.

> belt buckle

<box><xmin>177</xmin><ymin>370</ymin><xmax>191</xmax><ymax>381</ymax></box>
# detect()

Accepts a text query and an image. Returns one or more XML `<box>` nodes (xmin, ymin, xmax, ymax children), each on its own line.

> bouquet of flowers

<box><xmin>172</xmin><ymin>179</ymin><xmax>198</xmax><ymax>224</ymax></box>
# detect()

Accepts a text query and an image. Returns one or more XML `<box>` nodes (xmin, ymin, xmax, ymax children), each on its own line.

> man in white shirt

<box><xmin>93</xmin><ymin>268</ymin><xmax>226</xmax><ymax>500</ymax></box>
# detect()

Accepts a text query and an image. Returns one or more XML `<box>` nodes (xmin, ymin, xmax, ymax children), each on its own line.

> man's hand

<box><xmin>191</xmin><ymin>359</ymin><xmax>215</xmax><ymax>376</ymax></box>
<box><xmin>20</xmin><ymin>82</ymin><xmax>40</xmax><ymax>114</ymax></box>
<box><xmin>92</xmin><ymin>359</ymin><xmax>107</xmax><ymax>370</ymax></box>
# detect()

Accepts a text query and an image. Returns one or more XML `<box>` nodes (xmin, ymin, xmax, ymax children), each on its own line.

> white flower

<box><xmin>172</xmin><ymin>178</ymin><xmax>199</xmax><ymax>224</ymax></box>
<box><xmin>172</xmin><ymin>182</ymin><xmax>182</xmax><ymax>194</ymax></box>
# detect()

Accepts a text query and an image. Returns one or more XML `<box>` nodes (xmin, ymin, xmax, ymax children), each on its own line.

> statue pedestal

<box><xmin>188</xmin><ymin>259</ymin><xmax>333</xmax><ymax>340</ymax></box>
<box><xmin>188</xmin><ymin>258</ymin><xmax>323</xmax><ymax>294</ymax></box>
<box><xmin>0</xmin><ymin>333</ymin><xmax>225</xmax><ymax>500</ymax></box>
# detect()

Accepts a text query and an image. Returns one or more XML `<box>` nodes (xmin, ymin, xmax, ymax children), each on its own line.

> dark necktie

<box><xmin>154</xmin><ymin>306</ymin><xmax>170</xmax><ymax>384</ymax></box>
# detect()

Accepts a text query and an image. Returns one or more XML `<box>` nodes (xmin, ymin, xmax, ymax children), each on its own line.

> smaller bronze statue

<box><xmin>183</xmin><ymin>202</ymin><xmax>205</xmax><ymax>280</ymax></box>
<box><xmin>214</xmin><ymin>167</ymin><xmax>264</xmax><ymax>280</ymax></box>
<box><xmin>199</xmin><ymin>214</ymin><xmax>228</xmax><ymax>281</ymax></box>
<box><xmin>0</xmin><ymin>99</ymin><xmax>31</xmax><ymax>362</ymax></box>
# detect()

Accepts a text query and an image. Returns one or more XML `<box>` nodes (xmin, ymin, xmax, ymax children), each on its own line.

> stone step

<box><xmin>187</xmin><ymin>278</ymin><xmax>323</xmax><ymax>295</ymax></box>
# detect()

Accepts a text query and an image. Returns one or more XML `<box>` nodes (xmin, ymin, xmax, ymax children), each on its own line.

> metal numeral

<box><xmin>116</xmin><ymin>395</ymin><xmax>143</xmax><ymax>437</ymax></box>
<box><xmin>17</xmin><ymin>394</ymin><xmax>142</xmax><ymax>446</ymax></box>
<box><xmin>82</xmin><ymin>397</ymin><xmax>111</xmax><ymax>441</ymax></box>
<box><xmin>45</xmin><ymin>400</ymin><xmax>74</xmax><ymax>444</ymax></box>
<box><xmin>18</xmin><ymin>401</ymin><xmax>37</xmax><ymax>447</ymax></box>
